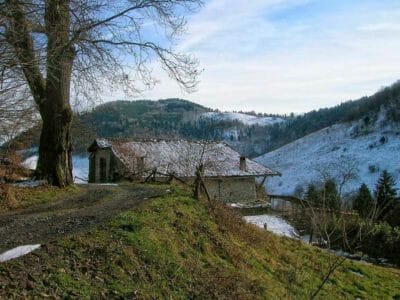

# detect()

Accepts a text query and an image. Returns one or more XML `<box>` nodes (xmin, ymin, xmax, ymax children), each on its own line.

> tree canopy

<box><xmin>1</xmin><ymin>0</ymin><xmax>202</xmax><ymax>186</ymax></box>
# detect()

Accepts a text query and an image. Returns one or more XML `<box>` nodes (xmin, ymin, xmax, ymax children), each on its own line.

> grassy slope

<box><xmin>0</xmin><ymin>185</ymin><xmax>399</xmax><ymax>299</ymax></box>
<box><xmin>0</xmin><ymin>185</ymin><xmax>81</xmax><ymax>212</ymax></box>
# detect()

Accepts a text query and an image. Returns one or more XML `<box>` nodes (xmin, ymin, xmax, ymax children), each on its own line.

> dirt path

<box><xmin>0</xmin><ymin>184</ymin><xmax>167</xmax><ymax>253</ymax></box>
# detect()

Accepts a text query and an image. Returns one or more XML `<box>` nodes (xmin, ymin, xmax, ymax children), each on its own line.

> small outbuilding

<box><xmin>87</xmin><ymin>138</ymin><xmax>280</xmax><ymax>203</ymax></box>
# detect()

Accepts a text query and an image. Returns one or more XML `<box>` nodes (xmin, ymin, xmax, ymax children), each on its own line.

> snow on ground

<box><xmin>72</xmin><ymin>156</ymin><xmax>89</xmax><ymax>183</ymax></box>
<box><xmin>22</xmin><ymin>155</ymin><xmax>38</xmax><ymax>170</ymax></box>
<box><xmin>13</xmin><ymin>180</ymin><xmax>47</xmax><ymax>188</ymax></box>
<box><xmin>202</xmin><ymin>112</ymin><xmax>285</xmax><ymax>126</ymax></box>
<box><xmin>243</xmin><ymin>214</ymin><xmax>299</xmax><ymax>238</ymax></box>
<box><xmin>0</xmin><ymin>245</ymin><xmax>41</xmax><ymax>263</ymax></box>
<box><xmin>256</xmin><ymin>120</ymin><xmax>400</xmax><ymax>196</ymax></box>
<box><xmin>22</xmin><ymin>155</ymin><xmax>89</xmax><ymax>183</ymax></box>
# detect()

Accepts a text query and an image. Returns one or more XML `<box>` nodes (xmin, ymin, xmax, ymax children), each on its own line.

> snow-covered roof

<box><xmin>89</xmin><ymin>138</ymin><xmax>279</xmax><ymax>178</ymax></box>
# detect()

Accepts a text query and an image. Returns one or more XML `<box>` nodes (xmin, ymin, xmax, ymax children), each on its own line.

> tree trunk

<box><xmin>35</xmin><ymin>0</ymin><xmax>74</xmax><ymax>187</ymax></box>
<box><xmin>36</xmin><ymin>105</ymin><xmax>73</xmax><ymax>187</ymax></box>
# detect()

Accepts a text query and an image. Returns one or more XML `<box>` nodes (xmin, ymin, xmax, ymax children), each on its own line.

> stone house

<box><xmin>88</xmin><ymin>138</ymin><xmax>280</xmax><ymax>203</ymax></box>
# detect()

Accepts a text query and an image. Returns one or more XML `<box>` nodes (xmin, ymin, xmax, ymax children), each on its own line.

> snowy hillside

<box><xmin>256</xmin><ymin>118</ymin><xmax>400</xmax><ymax>196</ymax></box>
<box><xmin>201</xmin><ymin>112</ymin><xmax>285</xmax><ymax>126</ymax></box>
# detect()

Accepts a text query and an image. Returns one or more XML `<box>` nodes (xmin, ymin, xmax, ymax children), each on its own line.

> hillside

<box><xmin>256</xmin><ymin>110</ymin><xmax>400</xmax><ymax>196</ymax></box>
<box><xmin>202</xmin><ymin>112</ymin><xmax>285</xmax><ymax>127</ymax></box>
<box><xmin>73</xmin><ymin>99</ymin><xmax>286</xmax><ymax>156</ymax></box>
<box><xmin>79</xmin><ymin>98</ymin><xmax>209</xmax><ymax>138</ymax></box>
<box><xmin>1</xmin><ymin>184</ymin><xmax>399</xmax><ymax>298</ymax></box>
<box><xmin>262</xmin><ymin>81</ymin><xmax>400</xmax><ymax>152</ymax></box>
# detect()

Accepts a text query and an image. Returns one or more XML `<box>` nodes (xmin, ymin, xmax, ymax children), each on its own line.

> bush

<box><xmin>368</xmin><ymin>165</ymin><xmax>379</xmax><ymax>173</ymax></box>
<box><xmin>362</xmin><ymin>223</ymin><xmax>400</xmax><ymax>266</ymax></box>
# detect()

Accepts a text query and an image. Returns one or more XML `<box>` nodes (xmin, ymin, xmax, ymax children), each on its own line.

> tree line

<box><xmin>298</xmin><ymin>170</ymin><xmax>400</xmax><ymax>266</ymax></box>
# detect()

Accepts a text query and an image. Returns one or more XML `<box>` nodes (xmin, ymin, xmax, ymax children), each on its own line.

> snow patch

<box><xmin>22</xmin><ymin>155</ymin><xmax>89</xmax><ymax>183</ymax></box>
<box><xmin>229</xmin><ymin>202</ymin><xmax>270</xmax><ymax>209</ymax></box>
<box><xmin>202</xmin><ymin>112</ymin><xmax>285</xmax><ymax>126</ymax></box>
<box><xmin>255</xmin><ymin>121</ymin><xmax>400</xmax><ymax>196</ymax></box>
<box><xmin>243</xmin><ymin>214</ymin><xmax>299</xmax><ymax>238</ymax></box>
<box><xmin>0</xmin><ymin>244</ymin><xmax>41</xmax><ymax>263</ymax></box>
<box><xmin>12</xmin><ymin>180</ymin><xmax>47</xmax><ymax>188</ymax></box>
<box><xmin>22</xmin><ymin>155</ymin><xmax>38</xmax><ymax>170</ymax></box>
<box><xmin>72</xmin><ymin>156</ymin><xmax>89</xmax><ymax>183</ymax></box>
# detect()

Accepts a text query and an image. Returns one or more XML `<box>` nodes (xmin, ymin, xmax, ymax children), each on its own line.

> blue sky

<box><xmin>108</xmin><ymin>0</ymin><xmax>400</xmax><ymax>114</ymax></box>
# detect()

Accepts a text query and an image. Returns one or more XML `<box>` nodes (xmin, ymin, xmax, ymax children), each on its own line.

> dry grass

<box><xmin>0</xmin><ymin>184</ymin><xmax>80</xmax><ymax>212</ymax></box>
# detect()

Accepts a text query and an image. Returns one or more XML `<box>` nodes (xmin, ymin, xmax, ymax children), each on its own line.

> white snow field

<box><xmin>0</xmin><ymin>245</ymin><xmax>41</xmax><ymax>263</ymax></box>
<box><xmin>256</xmin><ymin>119</ymin><xmax>400</xmax><ymax>196</ymax></box>
<box><xmin>201</xmin><ymin>112</ymin><xmax>285</xmax><ymax>126</ymax></box>
<box><xmin>22</xmin><ymin>155</ymin><xmax>89</xmax><ymax>183</ymax></box>
<box><xmin>243</xmin><ymin>214</ymin><xmax>298</xmax><ymax>238</ymax></box>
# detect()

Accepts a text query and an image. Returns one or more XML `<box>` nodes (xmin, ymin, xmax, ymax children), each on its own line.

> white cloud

<box><xmin>358</xmin><ymin>23</ymin><xmax>400</xmax><ymax>32</ymax></box>
<box><xmin>119</xmin><ymin>0</ymin><xmax>400</xmax><ymax>114</ymax></box>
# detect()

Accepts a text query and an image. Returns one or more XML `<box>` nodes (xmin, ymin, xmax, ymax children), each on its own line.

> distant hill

<box><xmin>262</xmin><ymin>81</ymin><xmax>400</xmax><ymax>152</ymax></box>
<box><xmin>255</xmin><ymin>81</ymin><xmax>400</xmax><ymax>196</ymax></box>
<box><xmin>79</xmin><ymin>98</ymin><xmax>210</xmax><ymax>138</ymax></box>
<box><xmin>72</xmin><ymin>98</ymin><xmax>286</xmax><ymax>156</ymax></box>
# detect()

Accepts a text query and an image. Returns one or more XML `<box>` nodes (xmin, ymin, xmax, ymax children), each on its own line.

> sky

<box><xmin>106</xmin><ymin>0</ymin><xmax>400</xmax><ymax>114</ymax></box>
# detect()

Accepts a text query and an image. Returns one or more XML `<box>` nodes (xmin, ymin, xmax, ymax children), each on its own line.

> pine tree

<box><xmin>323</xmin><ymin>179</ymin><xmax>340</xmax><ymax>210</ymax></box>
<box><xmin>353</xmin><ymin>183</ymin><xmax>374</xmax><ymax>218</ymax></box>
<box><xmin>305</xmin><ymin>184</ymin><xmax>321</xmax><ymax>207</ymax></box>
<box><xmin>374</xmin><ymin>170</ymin><xmax>398</xmax><ymax>220</ymax></box>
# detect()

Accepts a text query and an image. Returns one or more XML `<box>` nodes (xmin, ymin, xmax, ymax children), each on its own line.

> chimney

<box><xmin>240</xmin><ymin>156</ymin><xmax>246</xmax><ymax>171</ymax></box>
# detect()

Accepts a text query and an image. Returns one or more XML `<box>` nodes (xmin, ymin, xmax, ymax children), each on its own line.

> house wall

<box><xmin>204</xmin><ymin>177</ymin><xmax>257</xmax><ymax>203</ymax></box>
<box><xmin>88</xmin><ymin>148</ymin><xmax>258</xmax><ymax>204</ymax></box>
<box><xmin>109</xmin><ymin>153</ymin><xmax>131</xmax><ymax>181</ymax></box>
<box><xmin>89</xmin><ymin>149</ymin><xmax>135</xmax><ymax>183</ymax></box>
<box><xmin>88</xmin><ymin>149</ymin><xmax>112</xmax><ymax>183</ymax></box>
<box><xmin>271</xmin><ymin>198</ymin><xmax>295</xmax><ymax>212</ymax></box>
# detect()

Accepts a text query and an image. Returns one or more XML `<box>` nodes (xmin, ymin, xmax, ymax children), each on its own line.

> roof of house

<box><xmin>88</xmin><ymin>138</ymin><xmax>280</xmax><ymax>178</ymax></box>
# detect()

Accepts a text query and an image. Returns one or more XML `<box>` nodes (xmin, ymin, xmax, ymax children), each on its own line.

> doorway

<box><xmin>99</xmin><ymin>158</ymin><xmax>107</xmax><ymax>182</ymax></box>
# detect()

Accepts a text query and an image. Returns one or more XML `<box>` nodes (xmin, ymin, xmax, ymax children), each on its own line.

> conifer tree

<box><xmin>353</xmin><ymin>183</ymin><xmax>374</xmax><ymax>218</ymax></box>
<box><xmin>323</xmin><ymin>179</ymin><xmax>340</xmax><ymax>210</ymax></box>
<box><xmin>305</xmin><ymin>183</ymin><xmax>321</xmax><ymax>207</ymax></box>
<box><xmin>374</xmin><ymin>170</ymin><xmax>398</xmax><ymax>220</ymax></box>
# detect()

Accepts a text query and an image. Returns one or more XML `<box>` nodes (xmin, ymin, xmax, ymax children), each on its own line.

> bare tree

<box><xmin>315</xmin><ymin>156</ymin><xmax>359</xmax><ymax>203</ymax></box>
<box><xmin>0</xmin><ymin>80</ymin><xmax>39</xmax><ymax>152</ymax></box>
<box><xmin>1</xmin><ymin>0</ymin><xmax>202</xmax><ymax>187</ymax></box>
<box><xmin>298</xmin><ymin>159</ymin><xmax>370</xmax><ymax>298</ymax></box>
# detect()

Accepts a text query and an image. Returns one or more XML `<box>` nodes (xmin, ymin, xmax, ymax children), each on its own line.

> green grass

<box><xmin>0</xmin><ymin>184</ymin><xmax>399</xmax><ymax>299</ymax></box>
<box><xmin>19</xmin><ymin>185</ymin><xmax>81</xmax><ymax>207</ymax></box>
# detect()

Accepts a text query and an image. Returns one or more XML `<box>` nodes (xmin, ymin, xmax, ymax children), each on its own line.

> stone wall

<box><xmin>204</xmin><ymin>177</ymin><xmax>257</xmax><ymax>203</ymax></box>
<box><xmin>89</xmin><ymin>149</ymin><xmax>134</xmax><ymax>183</ymax></box>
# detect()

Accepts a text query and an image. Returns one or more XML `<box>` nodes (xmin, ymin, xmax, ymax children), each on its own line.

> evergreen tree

<box><xmin>305</xmin><ymin>184</ymin><xmax>321</xmax><ymax>207</ymax></box>
<box><xmin>374</xmin><ymin>170</ymin><xmax>398</xmax><ymax>220</ymax></box>
<box><xmin>323</xmin><ymin>179</ymin><xmax>340</xmax><ymax>210</ymax></box>
<box><xmin>353</xmin><ymin>183</ymin><xmax>374</xmax><ymax>218</ymax></box>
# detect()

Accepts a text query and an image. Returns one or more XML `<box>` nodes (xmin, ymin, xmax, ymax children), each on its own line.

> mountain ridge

<box><xmin>256</xmin><ymin>108</ymin><xmax>400</xmax><ymax>196</ymax></box>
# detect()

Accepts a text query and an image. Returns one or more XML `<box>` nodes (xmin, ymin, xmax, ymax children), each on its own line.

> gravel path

<box><xmin>0</xmin><ymin>184</ymin><xmax>166</xmax><ymax>253</ymax></box>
